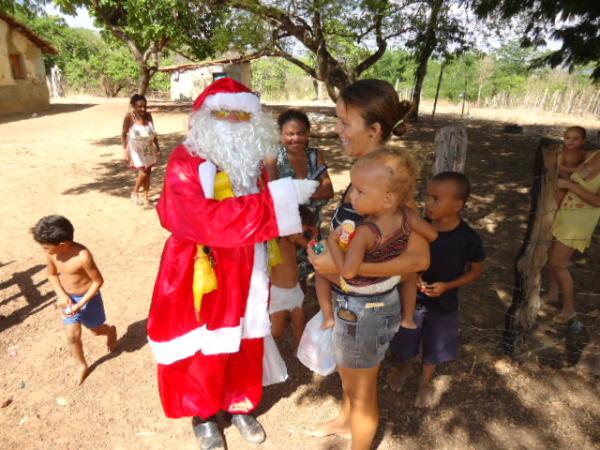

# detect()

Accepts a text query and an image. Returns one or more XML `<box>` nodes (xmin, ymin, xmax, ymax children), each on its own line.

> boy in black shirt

<box><xmin>388</xmin><ymin>172</ymin><xmax>485</xmax><ymax>407</ymax></box>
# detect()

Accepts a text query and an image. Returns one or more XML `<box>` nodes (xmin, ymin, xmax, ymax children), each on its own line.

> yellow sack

<box><xmin>192</xmin><ymin>245</ymin><xmax>218</xmax><ymax>321</ymax></box>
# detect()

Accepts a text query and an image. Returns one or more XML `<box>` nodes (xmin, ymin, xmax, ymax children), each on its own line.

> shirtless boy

<box><xmin>32</xmin><ymin>215</ymin><xmax>117</xmax><ymax>384</ymax></box>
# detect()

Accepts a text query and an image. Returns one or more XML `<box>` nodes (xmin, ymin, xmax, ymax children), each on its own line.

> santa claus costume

<box><xmin>147</xmin><ymin>78</ymin><xmax>315</xmax><ymax>447</ymax></box>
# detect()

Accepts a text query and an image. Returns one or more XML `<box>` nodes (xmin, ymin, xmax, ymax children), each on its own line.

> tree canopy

<box><xmin>473</xmin><ymin>0</ymin><xmax>600</xmax><ymax>81</ymax></box>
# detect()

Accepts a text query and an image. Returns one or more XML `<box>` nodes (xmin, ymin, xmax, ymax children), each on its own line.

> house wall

<box><xmin>0</xmin><ymin>18</ymin><xmax>50</xmax><ymax>116</ymax></box>
<box><xmin>169</xmin><ymin>62</ymin><xmax>252</xmax><ymax>102</ymax></box>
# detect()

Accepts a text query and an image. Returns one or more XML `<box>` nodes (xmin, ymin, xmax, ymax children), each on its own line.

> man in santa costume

<box><xmin>147</xmin><ymin>78</ymin><xmax>318</xmax><ymax>449</ymax></box>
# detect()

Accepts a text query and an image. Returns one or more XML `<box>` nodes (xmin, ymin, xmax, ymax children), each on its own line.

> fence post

<box><xmin>502</xmin><ymin>138</ymin><xmax>559</xmax><ymax>356</ymax></box>
<box><xmin>432</xmin><ymin>124</ymin><xmax>468</xmax><ymax>175</ymax></box>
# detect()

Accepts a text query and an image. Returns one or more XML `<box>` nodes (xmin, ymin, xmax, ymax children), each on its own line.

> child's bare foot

<box><xmin>77</xmin><ymin>364</ymin><xmax>89</xmax><ymax>385</ymax></box>
<box><xmin>386</xmin><ymin>365</ymin><xmax>411</xmax><ymax>393</ymax></box>
<box><xmin>400</xmin><ymin>318</ymin><xmax>417</xmax><ymax>330</ymax></box>
<box><xmin>321</xmin><ymin>317</ymin><xmax>335</xmax><ymax>330</ymax></box>
<box><xmin>414</xmin><ymin>384</ymin><xmax>434</xmax><ymax>408</ymax></box>
<box><xmin>106</xmin><ymin>325</ymin><xmax>118</xmax><ymax>352</ymax></box>
<box><xmin>305</xmin><ymin>417</ymin><xmax>351</xmax><ymax>439</ymax></box>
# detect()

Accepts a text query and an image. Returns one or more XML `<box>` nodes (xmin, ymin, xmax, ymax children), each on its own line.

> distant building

<box><xmin>0</xmin><ymin>11</ymin><xmax>57</xmax><ymax>116</ymax></box>
<box><xmin>160</xmin><ymin>53</ymin><xmax>255</xmax><ymax>102</ymax></box>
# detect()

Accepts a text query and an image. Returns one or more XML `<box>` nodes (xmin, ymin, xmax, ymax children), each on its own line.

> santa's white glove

<box><xmin>293</xmin><ymin>179</ymin><xmax>319</xmax><ymax>205</ymax></box>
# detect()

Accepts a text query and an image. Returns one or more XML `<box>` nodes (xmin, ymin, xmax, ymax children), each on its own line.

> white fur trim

<box><xmin>203</xmin><ymin>92</ymin><xmax>261</xmax><ymax>114</ymax></box>
<box><xmin>242</xmin><ymin>243</ymin><xmax>272</xmax><ymax>338</ymax></box>
<box><xmin>268</xmin><ymin>178</ymin><xmax>302</xmax><ymax>236</ymax></box>
<box><xmin>199</xmin><ymin>161</ymin><xmax>217</xmax><ymax>198</ymax></box>
<box><xmin>148</xmin><ymin>325</ymin><xmax>242</xmax><ymax>364</ymax></box>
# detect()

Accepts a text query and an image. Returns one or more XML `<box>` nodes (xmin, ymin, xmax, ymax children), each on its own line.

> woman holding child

<box><xmin>546</xmin><ymin>127</ymin><xmax>600</xmax><ymax>322</ymax></box>
<box><xmin>307</xmin><ymin>80</ymin><xmax>431</xmax><ymax>450</ymax></box>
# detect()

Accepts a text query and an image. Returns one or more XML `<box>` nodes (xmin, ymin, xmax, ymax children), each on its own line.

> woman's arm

<box><xmin>358</xmin><ymin>232</ymin><xmax>430</xmax><ymax>277</ymax></box>
<box><xmin>148</xmin><ymin>112</ymin><xmax>160</xmax><ymax>151</ymax></box>
<box><xmin>559</xmin><ymin>178</ymin><xmax>600</xmax><ymax>207</ymax></box>
<box><xmin>121</xmin><ymin>114</ymin><xmax>132</xmax><ymax>149</ymax></box>
<box><xmin>309</xmin><ymin>231</ymin><xmax>430</xmax><ymax>277</ymax></box>
<box><xmin>121</xmin><ymin>114</ymin><xmax>132</xmax><ymax>162</ymax></box>
<box><xmin>329</xmin><ymin>227</ymin><xmax>371</xmax><ymax>279</ymax></box>
<box><xmin>264</xmin><ymin>154</ymin><xmax>279</xmax><ymax>181</ymax></box>
<box><xmin>311</xmin><ymin>150</ymin><xmax>334</xmax><ymax>200</ymax></box>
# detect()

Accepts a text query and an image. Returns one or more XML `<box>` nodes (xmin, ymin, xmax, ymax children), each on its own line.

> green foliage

<box><xmin>473</xmin><ymin>0</ymin><xmax>600</xmax><ymax>81</ymax></box>
<box><xmin>19</xmin><ymin>13</ymin><xmax>172</xmax><ymax>96</ymax></box>
<box><xmin>19</xmin><ymin>14</ymin><xmax>98</xmax><ymax>73</ymax></box>
<box><xmin>364</xmin><ymin>48</ymin><xmax>415</xmax><ymax>85</ymax></box>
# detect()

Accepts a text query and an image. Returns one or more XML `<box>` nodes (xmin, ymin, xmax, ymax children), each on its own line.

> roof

<box><xmin>159</xmin><ymin>54</ymin><xmax>261</xmax><ymax>73</ymax></box>
<box><xmin>0</xmin><ymin>10</ymin><xmax>58</xmax><ymax>55</ymax></box>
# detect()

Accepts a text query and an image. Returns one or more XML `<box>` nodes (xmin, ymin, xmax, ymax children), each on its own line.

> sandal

<box><xmin>130</xmin><ymin>192</ymin><xmax>142</xmax><ymax>205</ymax></box>
<box><xmin>553</xmin><ymin>312</ymin><xmax>576</xmax><ymax>324</ymax></box>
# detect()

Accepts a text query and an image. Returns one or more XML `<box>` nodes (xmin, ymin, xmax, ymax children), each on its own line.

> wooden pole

<box><xmin>431</xmin><ymin>62</ymin><xmax>445</xmax><ymax>119</ymax></box>
<box><xmin>432</xmin><ymin>124</ymin><xmax>468</xmax><ymax>175</ymax></box>
<box><xmin>461</xmin><ymin>76</ymin><xmax>468</xmax><ymax>117</ymax></box>
<box><xmin>503</xmin><ymin>138</ymin><xmax>559</xmax><ymax>356</ymax></box>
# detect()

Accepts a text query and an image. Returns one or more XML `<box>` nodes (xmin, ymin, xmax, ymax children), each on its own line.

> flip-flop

<box><xmin>130</xmin><ymin>192</ymin><xmax>142</xmax><ymax>205</ymax></box>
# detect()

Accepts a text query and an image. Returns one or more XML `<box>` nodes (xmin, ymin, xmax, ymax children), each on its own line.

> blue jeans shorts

<box><xmin>63</xmin><ymin>292</ymin><xmax>106</xmax><ymax>329</ymax></box>
<box><xmin>332</xmin><ymin>288</ymin><xmax>401</xmax><ymax>369</ymax></box>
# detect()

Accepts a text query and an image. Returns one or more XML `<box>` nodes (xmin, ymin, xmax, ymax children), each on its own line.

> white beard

<box><xmin>185</xmin><ymin>108</ymin><xmax>278</xmax><ymax>196</ymax></box>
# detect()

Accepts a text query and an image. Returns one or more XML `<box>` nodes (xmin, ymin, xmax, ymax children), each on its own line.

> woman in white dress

<box><xmin>121</xmin><ymin>94</ymin><xmax>161</xmax><ymax>207</ymax></box>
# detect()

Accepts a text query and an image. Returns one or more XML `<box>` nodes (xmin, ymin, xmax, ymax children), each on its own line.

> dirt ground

<box><xmin>1</xmin><ymin>96</ymin><xmax>599</xmax><ymax>450</ymax></box>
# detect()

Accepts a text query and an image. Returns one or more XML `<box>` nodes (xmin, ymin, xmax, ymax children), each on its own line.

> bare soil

<box><xmin>0</xmin><ymin>96</ymin><xmax>599</xmax><ymax>450</ymax></box>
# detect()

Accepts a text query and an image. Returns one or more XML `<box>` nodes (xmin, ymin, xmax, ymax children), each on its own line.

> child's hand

<box><xmin>557</xmin><ymin>178</ymin><xmax>572</xmax><ymax>190</ymax></box>
<box><xmin>287</xmin><ymin>233</ymin><xmax>305</xmax><ymax>246</ymax></box>
<box><xmin>422</xmin><ymin>282</ymin><xmax>447</xmax><ymax>297</ymax></box>
<box><xmin>400</xmin><ymin>317</ymin><xmax>417</xmax><ymax>330</ymax></box>
<box><xmin>321</xmin><ymin>316</ymin><xmax>335</xmax><ymax>330</ymax></box>
<box><xmin>57</xmin><ymin>295</ymin><xmax>71</xmax><ymax>309</ymax></box>
<box><xmin>329</xmin><ymin>226</ymin><xmax>342</xmax><ymax>241</ymax></box>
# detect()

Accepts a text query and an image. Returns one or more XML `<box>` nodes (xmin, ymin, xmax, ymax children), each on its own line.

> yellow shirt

<box><xmin>552</xmin><ymin>150</ymin><xmax>600</xmax><ymax>252</ymax></box>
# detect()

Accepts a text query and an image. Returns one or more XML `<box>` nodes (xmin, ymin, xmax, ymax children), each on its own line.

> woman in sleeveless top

<box><xmin>306</xmin><ymin>80</ymin><xmax>430</xmax><ymax>450</ymax></box>
<box><xmin>265</xmin><ymin>109</ymin><xmax>334</xmax><ymax>279</ymax></box>
<box><xmin>121</xmin><ymin>94</ymin><xmax>161</xmax><ymax>207</ymax></box>
<box><xmin>547</xmin><ymin>148</ymin><xmax>600</xmax><ymax>322</ymax></box>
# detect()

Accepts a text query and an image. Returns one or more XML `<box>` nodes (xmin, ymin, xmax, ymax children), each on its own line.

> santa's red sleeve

<box><xmin>156</xmin><ymin>145</ymin><xmax>302</xmax><ymax>246</ymax></box>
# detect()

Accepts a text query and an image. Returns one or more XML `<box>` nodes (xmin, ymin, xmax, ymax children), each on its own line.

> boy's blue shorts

<box><xmin>390</xmin><ymin>301</ymin><xmax>459</xmax><ymax>365</ymax></box>
<box><xmin>63</xmin><ymin>292</ymin><xmax>106</xmax><ymax>329</ymax></box>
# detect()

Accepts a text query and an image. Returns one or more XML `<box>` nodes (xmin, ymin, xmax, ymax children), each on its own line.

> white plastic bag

<box><xmin>263</xmin><ymin>334</ymin><xmax>288</xmax><ymax>386</ymax></box>
<box><xmin>297</xmin><ymin>311</ymin><xmax>336</xmax><ymax>376</ymax></box>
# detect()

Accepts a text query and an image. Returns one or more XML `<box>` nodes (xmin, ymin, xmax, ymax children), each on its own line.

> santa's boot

<box><xmin>231</xmin><ymin>414</ymin><xmax>266</xmax><ymax>444</ymax></box>
<box><xmin>192</xmin><ymin>416</ymin><xmax>225</xmax><ymax>450</ymax></box>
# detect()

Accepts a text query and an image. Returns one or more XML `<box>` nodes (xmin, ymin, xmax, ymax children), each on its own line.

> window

<box><xmin>9</xmin><ymin>54</ymin><xmax>26</xmax><ymax>79</ymax></box>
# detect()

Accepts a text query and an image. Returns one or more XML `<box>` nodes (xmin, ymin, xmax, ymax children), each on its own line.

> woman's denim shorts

<box><xmin>332</xmin><ymin>287</ymin><xmax>401</xmax><ymax>369</ymax></box>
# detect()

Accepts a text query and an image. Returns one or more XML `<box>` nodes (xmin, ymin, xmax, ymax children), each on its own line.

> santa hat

<box><xmin>192</xmin><ymin>77</ymin><xmax>261</xmax><ymax>114</ymax></box>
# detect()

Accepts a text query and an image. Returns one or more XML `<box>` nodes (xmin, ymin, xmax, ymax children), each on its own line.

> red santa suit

<box><xmin>147</xmin><ymin>79</ymin><xmax>302</xmax><ymax>419</ymax></box>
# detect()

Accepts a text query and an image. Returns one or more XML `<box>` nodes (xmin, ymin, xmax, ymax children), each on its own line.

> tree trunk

<box><xmin>138</xmin><ymin>65</ymin><xmax>153</xmax><ymax>96</ymax></box>
<box><xmin>432</xmin><ymin>124</ymin><xmax>468</xmax><ymax>175</ymax></box>
<box><xmin>503</xmin><ymin>138</ymin><xmax>559</xmax><ymax>356</ymax></box>
<box><xmin>410</xmin><ymin>0</ymin><xmax>443</xmax><ymax>119</ymax></box>
<box><xmin>431</xmin><ymin>61</ymin><xmax>445</xmax><ymax>118</ymax></box>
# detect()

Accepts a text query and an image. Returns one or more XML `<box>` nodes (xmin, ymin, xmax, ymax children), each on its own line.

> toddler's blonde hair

<box><xmin>353</xmin><ymin>146</ymin><xmax>418</xmax><ymax>204</ymax></box>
